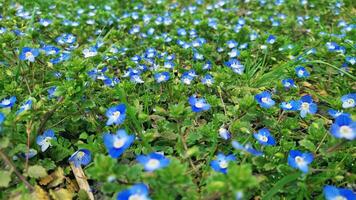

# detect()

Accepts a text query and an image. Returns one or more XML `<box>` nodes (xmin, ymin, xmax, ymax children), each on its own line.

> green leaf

<box><xmin>28</xmin><ymin>165</ymin><xmax>48</xmax><ymax>178</ymax></box>
<box><xmin>0</xmin><ymin>170</ymin><xmax>12</xmax><ymax>187</ymax></box>
<box><xmin>262</xmin><ymin>172</ymin><xmax>301</xmax><ymax>200</ymax></box>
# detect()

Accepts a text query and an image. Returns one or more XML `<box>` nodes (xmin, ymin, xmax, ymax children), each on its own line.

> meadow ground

<box><xmin>0</xmin><ymin>0</ymin><xmax>355</xmax><ymax>199</ymax></box>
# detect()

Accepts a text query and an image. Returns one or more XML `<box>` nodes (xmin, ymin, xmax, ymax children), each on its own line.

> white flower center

<box><xmin>25</xmin><ymin>52</ymin><xmax>33</xmax><ymax>59</ymax></box>
<box><xmin>295</xmin><ymin>156</ymin><xmax>305</xmax><ymax>165</ymax></box>
<box><xmin>339</xmin><ymin>126</ymin><xmax>352</xmax><ymax>137</ymax></box>
<box><xmin>183</xmin><ymin>78</ymin><xmax>191</xmax><ymax>84</ymax></box>
<box><xmin>113</xmin><ymin>138</ymin><xmax>125</xmax><ymax>148</ymax></box>
<box><xmin>129</xmin><ymin>194</ymin><xmax>146</xmax><ymax>200</ymax></box>
<box><xmin>261</xmin><ymin>97</ymin><xmax>269</xmax><ymax>103</ymax></box>
<box><xmin>195</xmin><ymin>101</ymin><xmax>204</xmax><ymax>108</ymax></box>
<box><xmin>333</xmin><ymin>196</ymin><xmax>347</xmax><ymax>200</ymax></box>
<box><xmin>219</xmin><ymin>160</ymin><xmax>228</xmax><ymax>169</ymax></box>
<box><xmin>346</xmin><ymin>99</ymin><xmax>354</xmax><ymax>106</ymax></box>
<box><xmin>2</xmin><ymin>99</ymin><xmax>10</xmax><ymax>105</ymax></box>
<box><xmin>301</xmin><ymin>102</ymin><xmax>309</xmax><ymax>110</ymax></box>
<box><xmin>158</xmin><ymin>75</ymin><xmax>165</xmax><ymax>82</ymax></box>
<box><xmin>77</xmin><ymin>151</ymin><xmax>85</xmax><ymax>159</ymax></box>
<box><xmin>259</xmin><ymin>135</ymin><xmax>268</xmax><ymax>142</ymax></box>
<box><xmin>113</xmin><ymin>111</ymin><xmax>121</xmax><ymax>118</ymax></box>
<box><xmin>285</xmin><ymin>103</ymin><xmax>292</xmax><ymax>109</ymax></box>
<box><xmin>146</xmin><ymin>158</ymin><xmax>160</xmax><ymax>169</ymax></box>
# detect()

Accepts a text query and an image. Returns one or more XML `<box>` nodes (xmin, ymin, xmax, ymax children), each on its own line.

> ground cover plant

<box><xmin>0</xmin><ymin>0</ymin><xmax>355</xmax><ymax>199</ymax></box>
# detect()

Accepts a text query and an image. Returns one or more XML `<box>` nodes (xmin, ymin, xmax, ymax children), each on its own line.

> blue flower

<box><xmin>19</xmin><ymin>47</ymin><xmax>40</xmax><ymax>62</ymax></box>
<box><xmin>295</xmin><ymin>66</ymin><xmax>310</xmax><ymax>78</ymax></box>
<box><xmin>328</xmin><ymin>109</ymin><xmax>350</xmax><ymax>118</ymax></box>
<box><xmin>68</xmin><ymin>149</ymin><xmax>92</xmax><ymax>167</ymax></box>
<box><xmin>227</xmin><ymin>40</ymin><xmax>238</xmax><ymax>49</ymax></box>
<box><xmin>280</xmin><ymin>100</ymin><xmax>301</xmax><ymax>111</ymax></box>
<box><xmin>19</xmin><ymin>149</ymin><xmax>38</xmax><ymax>159</ymax></box>
<box><xmin>253</xmin><ymin>128</ymin><xmax>276</xmax><ymax>146</ymax></box>
<box><xmin>281</xmin><ymin>79</ymin><xmax>297</xmax><ymax>89</ymax></box>
<box><xmin>56</xmin><ymin>33</ymin><xmax>76</xmax><ymax>45</ymax></box>
<box><xmin>210</xmin><ymin>153</ymin><xmax>236</xmax><ymax>174</ymax></box>
<box><xmin>16</xmin><ymin>100</ymin><xmax>32</xmax><ymax>115</ymax></box>
<box><xmin>39</xmin><ymin>18</ymin><xmax>52</xmax><ymax>26</ymax></box>
<box><xmin>346</xmin><ymin>56</ymin><xmax>355</xmax><ymax>65</ymax></box>
<box><xmin>181</xmin><ymin>73</ymin><xmax>194</xmax><ymax>85</ymax></box>
<box><xmin>341</xmin><ymin>93</ymin><xmax>356</xmax><ymax>109</ymax></box>
<box><xmin>203</xmin><ymin>61</ymin><xmax>212</xmax><ymax>70</ymax></box>
<box><xmin>287</xmin><ymin>150</ymin><xmax>313</xmax><ymax>173</ymax></box>
<box><xmin>225</xmin><ymin>59</ymin><xmax>245</xmax><ymax>75</ymax></box>
<box><xmin>136</xmin><ymin>152</ymin><xmax>170</xmax><ymax>172</ymax></box>
<box><xmin>219</xmin><ymin>128</ymin><xmax>231</xmax><ymax>140</ymax></box>
<box><xmin>83</xmin><ymin>46</ymin><xmax>98</xmax><ymax>58</ymax></box>
<box><xmin>105</xmin><ymin>104</ymin><xmax>126</xmax><ymax>126</ymax></box>
<box><xmin>323</xmin><ymin>185</ymin><xmax>356</xmax><ymax>200</ymax></box>
<box><xmin>201</xmin><ymin>74</ymin><xmax>214</xmax><ymax>86</ymax></box>
<box><xmin>103</xmin><ymin>129</ymin><xmax>134</xmax><ymax>158</ymax></box>
<box><xmin>48</xmin><ymin>86</ymin><xmax>57</xmax><ymax>99</ymax></box>
<box><xmin>36</xmin><ymin>129</ymin><xmax>56</xmax><ymax>152</ymax></box>
<box><xmin>154</xmin><ymin>72</ymin><xmax>170</xmax><ymax>83</ymax></box>
<box><xmin>298</xmin><ymin>95</ymin><xmax>318</xmax><ymax>118</ymax></box>
<box><xmin>117</xmin><ymin>183</ymin><xmax>151</xmax><ymax>200</ymax></box>
<box><xmin>330</xmin><ymin>115</ymin><xmax>356</xmax><ymax>140</ymax></box>
<box><xmin>255</xmin><ymin>91</ymin><xmax>275</xmax><ymax>108</ymax></box>
<box><xmin>0</xmin><ymin>112</ymin><xmax>5</xmax><ymax>124</ymax></box>
<box><xmin>232</xmin><ymin>141</ymin><xmax>264</xmax><ymax>156</ymax></box>
<box><xmin>188</xmin><ymin>96</ymin><xmax>210</xmax><ymax>112</ymax></box>
<box><xmin>267</xmin><ymin>35</ymin><xmax>276</xmax><ymax>44</ymax></box>
<box><xmin>42</xmin><ymin>45</ymin><xmax>60</xmax><ymax>55</ymax></box>
<box><xmin>0</xmin><ymin>96</ymin><xmax>16</xmax><ymax>108</ymax></box>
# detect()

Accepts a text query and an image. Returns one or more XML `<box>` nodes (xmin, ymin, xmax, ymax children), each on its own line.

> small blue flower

<box><xmin>19</xmin><ymin>47</ymin><xmax>40</xmax><ymax>62</ymax></box>
<box><xmin>295</xmin><ymin>66</ymin><xmax>310</xmax><ymax>78</ymax></box>
<box><xmin>83</xmin><ymin>46</ymin><xmax>98</xmax><ymax>58</ymax></box>
<box><xmin>16</xmin><ymin>100</ymin><xmax>32</xmax><ymax>115</ymax></box>
<box><xmin>328</xmin><ymin>109</ymin><xmax>350</xmax><ymax>118</ymax></box>
<box><xmin>298</xmin><ymin>95</ymin><xmax>318</xmax><ymax>118</ymax></box>
<box><xmin>188</xmin><ymin>96</ymin><xmax>210</xmax><ymax>112</ymax></box>
<box><xmin>105</xmin><ymin>104</ymin><xmax>126</xmax><ymax>126</ymax></box>
<box><xmin>36</xmin><ymin>129</ymin><xmax>56</xmax><ymax>152</ymax></box>
<box><xmin>69</xmin><ymin>149</ymin><xmax>92</xmax><ymax>167</ymax></box>
<box><xmin>203</xmin><ymin>61</ymin><xmax>212</xmax><ymax>70</ymax></box>
<box><xmin>103</xmin><ymin>129</ymin><xmax>135</xmax><ymax>158</ymax></box>
<box><xmin>255</xmin><ymin>91</ymin><xmax>275</xmax><ymax>108</ymax></box>
<box><xmin>48</xmin><ymin>86</ymin><xmax>57</xmax><ymax>99</ymax></box>
<box><xmin>232</xmin><ymin>141</ymin><xmax>263</xmax><ymax>156</ymax></box>
<box><xmin>117</xmin><ymin>183</ymin><xmax>151</xmax><ymax>200</ymax></box>
<box><xmin>281</xmin><ymin>79</ymin><xmax>297</xmax><ymax>89</ymax></box>
<box><xmin>39</xmin><ymin>18</ymin><xmax>52</xmax><ymax>26</ymax></box>
<box><xmin>0</xmin><ymin>112</ymin><xmax>5</xmax><ymax>124</ymax></box>
<box><xmin>346</xmin><ymin>56</ymin><xmax>355</xmax><ymax>65</ymax></box>
<box><xmin>267</xmin><ymin>35</ymin><xmax>276</xmax><ymax>44</ymax></box>
<box><xmin>219</xmin><ymin>128</ymin><xmax>231</xmax><ymax>140</ymax></box>
<box><xmin>227</xmin><ymin>40</ymin><xmax>238</xmax><ymax>49</ymax></box>
<box><xmin>330</xmin><ymin>115</ymin><xmax>356</xmax><ymax>140</ymax></box>
<box><xmin>225</xmin><ymin>59</ymin><xmax>245</xmax><ymax>75</ymax></box>
<box><xmin>154</xmin><ymin>72</ymin><xmax>170</xmax><ymax>83</ymax></box>
<box><xmin>19</xmin><ymin>149</ymin><xmax>38</xmax><ymax>159</ymax></box>
<box><xmin>287</xmin><ymin>150</ymin><xmax>313</xmax><ymax>173</ymax></box>
<box><xmin>42</xmin><ymin>45</ymin><xmax>60</xmax><ymax>56</ymax></box>
<box><xmin>136</xmin><ymin>152</ymin><xmax>170</xmax><ymax>172</ymax></box>
<box><xmin>0</xmin><ymin>96</ymin><xmax>16</xmax><ymax>108</ymax></box>
<box><xmin>280</xmin><ymin>100</ymin><xmax>301</xmax><ymax>111</ymax></box>
<box><xmin>210</xmin><ymin>153</ymin><xmax>236</xmax><ymax>174</ymax></box>
<box><xmin>341</xmin><ymin>93</ymin><xmax>356</xmax><ymax>109</ymax></box>
<box><xmin>56</xmin><ymin>33</ymin><xmax>76</xmax><ymax>45</ymax></box>
<box><xmin>201</xmin><ymin>74</ymin><xmax>214</xmax><ymax>86</ymax></box>
<box><xmin>253</xmin><ymin>128</ymin><xmax>276</xmax><ymax>146</ymax></box>
<box><xmin>323</xmin><ymin>185</ymin><xmax>356</xmax><ymax>200</ymax></box>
